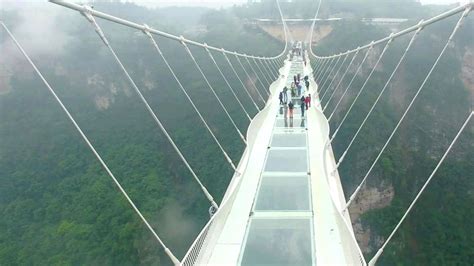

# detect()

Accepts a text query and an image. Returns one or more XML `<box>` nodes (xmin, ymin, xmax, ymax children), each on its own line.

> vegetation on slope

<box><xmin>0</xmin><ymin>2</ymin><xmax>283</xmax><ymax>265</ymax></box>
<box><xmin>315</xmin><ymin>5</ymin><xmax>474</xmax><ymax>265</ymax></box>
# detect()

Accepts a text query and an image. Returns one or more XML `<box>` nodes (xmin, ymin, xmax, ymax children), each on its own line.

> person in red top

<box><xmin>305</xmin><ymin>94</ymin><xmax>311</xmax><ymax>110</ymax></box>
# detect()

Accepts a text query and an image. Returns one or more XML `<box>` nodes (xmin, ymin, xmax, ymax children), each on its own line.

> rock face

<box><xmin>350</xmin><ymin>184</ymin><xmax>395</xmax><ymax>253</ymax></box>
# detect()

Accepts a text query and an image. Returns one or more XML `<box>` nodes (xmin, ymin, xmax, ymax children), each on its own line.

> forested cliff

<box><xmin>1</xmin><ymin>1</ymin><xmax>472</xmax><ymax>265</ymax></box>
<box><xmin>314</xmin><ymin>3</ymin><xmax>474</xmax><ymax>265</ymax></box>
<box><xmin>0</xmin><ymin>2</ymin><xmax>282</xmax><ymax>265</ymax></box>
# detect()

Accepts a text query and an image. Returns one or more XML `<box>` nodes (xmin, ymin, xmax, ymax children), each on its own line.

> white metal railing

<box><xmin>49</xmin><ymin>0</ymin><xmax>289</xmax><ymax>60</ymax></box>
<box><xmin>309</xmin><ymin>1</ymin><xmax>473</xmax><ymax>59</ymax></box>
<box><xmin>180</xmin><ymin>59</ymin><xmax>288</xmax><ymax>265</ymax></box>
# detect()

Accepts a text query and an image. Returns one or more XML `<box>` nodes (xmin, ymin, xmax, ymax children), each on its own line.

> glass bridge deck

<box><xmin>239</xmin><ymin>58</ymin><xmax>315</xmax><ymax>265</ymax></box>
<box><xmin>200</xmin><ymin>55</ymin><xmax>359</xmax><ymax>266</ymax></box>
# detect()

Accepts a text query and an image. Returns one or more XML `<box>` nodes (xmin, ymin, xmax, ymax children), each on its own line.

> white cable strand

<box><xmin>319</xmin><ymin>55</ymin><xmax>343</xmax><ymax>99</ymax></box>
<box><xmin>308</xmin><ymin>0</ymin><xmax>323</xmax><ymax>58</ymax></box>
<box><xmin>368</xmin><ymin>111</ymin><xmax>473</xmax><ymax>266</ymax></box>
<box><xmin>315</xmin><ymin>58</ymin><xmax>327</xmax><ymax>81</ymax></box>
<box><xmin>328</xmin><ymin>46</ymin><xmax>373</xmax><ymax>122</ymax></box>
<box><xmin>345</xmin><ymin>8</ymin><xmax>471</xmax><ymax>211</ymax></box>
<box><xmin>320</xmin><ymin>53</ymin><xmax>350</xmax><ymax>102</ymax></box>
<box><xmin>181</xmin><ymin>40</ymin><xmax>247</xmax><ymax>144</ymax></box>
<box><xmin>258</xmin><ymin>58</ymin><xmax>273</xmax><ymax>81</ymax></box>
<box><xmin>267</xmin><ymin>59</ymin><xmax>279</xmax><ymax>78</ymax></box>
<box><xmin>260</xmin><ymin>58</ymin><xmax>276</xmax><ymax>80</ymax></box>
<box><xmin>142</xmin><ymin>29</ymin><xmax>239</xmax><ymax>172</ymax></box>
<box><xmin>254</xmin><ymin>57</ymin><xmax>272</xmax><ymax>85</ymax></box>
<box><xmin>0</xmin><ymin>22</ymin><xmax>181</xmax><ymax>266</ymax></box>
<box><xmin>336</xmin><ymin>29</ymin><xmax>421</xmax><ymax>173</ymax></box>
<box><xmin>313</xmin><ymin>58</ymin><xmax>324</xmax><ymax>78</ymax></box>
<box><xmin>269</xmin><ymin>59</ymin><xmax>280</xmax><ymax>74</ymax></box>
<box><xmin>323</xmin><ymin>50</ymin><xmax>360</xmax><ymax>111</ymax></box>
<box><xmin>268</xmin><ymin>59</ymin><xmax>279</xmax><ymax>78</ymax></box>
<box><xmin>314</xmin><ymin>58</ymin><xmax>329</xmax><ymax>85</ymax></box>
<box><xmin>330</xmin><ymin>39</ymin><xmax>392</xmax><ymax>143</ymax></box>
<box><xmin>49</xmin><ymin>0</ymin><xmax>288</xmax><ymax>60</ymax></box>
<box><xmin>222</xmin><ymin>52</ymin><xmax>261</xmax><ymax>111</ymax></box>
<box><xmin>80</xmin><ymin>13</ymin><xmax>221</xmax><ymax>212</ymax></box>
<box><xmin>317</xmin><ymin>57</ymin><xmax>336</xmax><ymax>86</ymax></box>
<box><xmin>314</xmin><ymin>58</ymin><xmax>327</xmax><ymax>80</ymax></box>
<box><xmin>205</xmin><ymin>46</ymin><xmax>252</xmax><ymax>121</ymax></box>
<box><xmin>235</xmin><ymin>55</ymin><xmax>266</xmax><ymax>103</ymax></box>
<box><xmin>307</xmin><ymin>1</ymin><xmax>471</xmax><ymax>59</ymax></box>
<box><xmin>312</xmin><ymin>58</ymin><xmax>323</xmax><ymax>78</ymax></box>
<box><xmin>252</xmin><ymin>57</ymin><xmax>271</xmax><ymax>87</ymax></box>
<box><xmin>245</xmin><ymin>56</ymin><xmax>269</xmax><ymax>96</ymax></box>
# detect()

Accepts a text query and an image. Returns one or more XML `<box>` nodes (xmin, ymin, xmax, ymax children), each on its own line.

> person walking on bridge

<box><xmin>288</xmin><ymin>101</ymin><xmax>294</xmax><ymax>119</ymax></box>
<box><xmin>300</xmin><ymin>95</ymin><xmax>306</xmax><ymax>117</ymax></box>
<box><xmin>305</xmin><ymin>94</ymin><xmax>311</xmax><ymax>109</ymax></box>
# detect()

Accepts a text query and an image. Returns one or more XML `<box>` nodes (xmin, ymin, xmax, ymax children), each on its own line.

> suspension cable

<box><xmin>252</xmin><ymin>57</ymin><xmax>271</xmax><ymax>87</ymax></box>
<box><xmin>1</xmin><ymin>21</ymin><xmax>181</xmax><ymax>266</ymax></box>
<box><xmin>320</xmin><ymin>53</ymin><xmax>350</xmax><ymax>102</ymax></box>
<box><xmin>257</xmin><ymin>58</ymin><xmax>273</xmax><ymax>81</ymax></box>
<box><xmin>368</xmin><ymin>111</ymin><xmax>473</xmax><ymax>266</ymax></box>
<box><xmin>308</xmin><ymin>1</ymin><xmax>470</xmax><ymax>59</ymax></box>
<box><xmin>330</xmin><ymin>38</ymin><xmax>392</xmax><ymax>143</ymax></box>
<box><xmin>259</xmin><ymin>58</ymin><xmax>275</xmax><ymax>81</ymax></box>
<box><xmin>181</xmin><ymin>40</ymin><xmax>247</xmax><ymax>144</ymax></box>
<box><xmin>310</xmin><ymin>58</ymin><xmax>323</xmax><ymax>76</ymax></box>
<box><xmin>318</xmin><ymin>58</ymin><xmax>332</xmax><ymax>80</ymax></box>
<box><xmin>142</xmin><ymin>28</ymin><xmax>239</xmax><ymax>172</ymax></box>
<box><xmin>328</xmin><ymin>46</ymin><xmax>373</xmax><ymax>122</ymax></box>
<box><xmin>269</xmin><ymin>59</ymin><xmax>280</xmax><ymax>75</ymax></box>
<box><xmin>49</xmin><ymin>0</ymin><xmax>288</xmax><ymax>60</ymax></box>
<box><xmin>312</xmin><ymin>58</ymin><xmax>322</xmax><ymax>78</ymax></box>
<box><xmin>307</xmin><ymin>0</ymin><xmax>323</xmax><ymax>58</ymax></box>
<box><xmin>344</xmin><ymin>7</ymin><xmax>470</xmax><ymax>211</ymax></box>
<box><xmin>317</xmin><ymin>57</ymin><xmax>336</xmax><ymax>87</ymax></box>
<box><xmin>80</xmin><ymin>12</ymin><xmax>221</xmax><ymax>212</ymax></box>
<box><xmin>315</xmin><ymin>58</ymin><xmax>330</xmax><ymax>81</ymax></box>
<box><xmin>245</xmin><ymin>56</ymin><xmax>269</xmax><ymax>95</ymax></box>
<box><xmin>313</xmin><ymin>58</ymin><xmax>324</xmax><ymax>79</ymax></box>
<box><xmin>315</xmin><ymin>59</ymin><xmax>328</xmax><ymax>82</ymax></box>
<box><xmin>323</xmin><ymin>50</ymin><xmax>360</xmax><ymax>111</ymax></box>
<box><xmin>204</xmin><ymin>45</ymin><xmax>252</xmax><ymax>121</ymax></box>
<box><xmin>267</xmin><ymin>59</ymin><xmax>279</xmax><ymax>78</ymax></box>
<box><xmin>319</xmin><ymin>55</ymin><xmax>343</xmax><ymax>98</ymax></box>
<box><xmin>235</xmin><ymin>55</ymin><xmax>266</xmax><ymax>103</ymax></box>
<box><xmin>222</xmin><ymin>52</ymin><xmax>261</xmax><ymax>111</ymax></box>
<box><xmin>256</xmin><ymin>58</ymin><xmax>273</xmax><ymax>85</ymax></box>
<box><xmin>336</xmin><ymin>29</ymin><xmax>421</xmax><ymax>174</ymax></box>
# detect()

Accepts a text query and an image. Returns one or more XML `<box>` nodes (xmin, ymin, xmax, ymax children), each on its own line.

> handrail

<box><xmin>180</xmin><ymin>59</ymin><xmax>288</xmax><ymax>265</ymax></box>
<box><xmin>309</xmin><ymin>2</ymin><xmax>473</xmax><ymax>59</ymax></box>
<box><xmin>306</xmin><ymin>58</ymin><xmax>366</xmax><ymax>265</ymax></box>
<box><xmin>319</xmin><ymin>114</ymin><xmax>367</xmax><ymax>265</ymax></box>
<box><xmin>49</xmin><ymin>0</ymin><xmax>289</xmax><ymax>60</ymax></box>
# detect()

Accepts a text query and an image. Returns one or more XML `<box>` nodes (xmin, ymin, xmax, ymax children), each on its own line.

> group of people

<box><xmin>279</xmin><ymin>74</ymin><xmax>311</xmax><ymax>118</ymax></box>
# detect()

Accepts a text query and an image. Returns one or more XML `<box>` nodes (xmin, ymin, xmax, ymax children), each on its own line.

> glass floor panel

<box><xmin>277</xmin><ymin>106</ymin><xmax>302</xmax><ymax>115</ymax></box>
<box><xmin>254</xmin><ymin>175</ymin><xmax>310</xmax><ymax>211</ymax></box>
<box><xmin>275</xmin><ymin>118</ymin><xmax>306</xmax><ymax>128</ymax></box>
<box><xmin>271</xmin><ymin>133</ymin><xmax>307</xmax><ymax>147</ymax></box>
<box><xmin>264</xmin><ymin>149</ymin><xmax>308</xmax><ymax>172</ymax></box>
<box><xmin>240</xmin><ymin>218</ymin><xmax>313</xmax><ymax>266</ymax></box>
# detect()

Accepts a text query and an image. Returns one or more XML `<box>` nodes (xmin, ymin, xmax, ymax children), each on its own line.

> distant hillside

<box><xmin>316</xmin><ymin>9</ymin><xmax>474</xmax><ymax>265</ymax></box>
